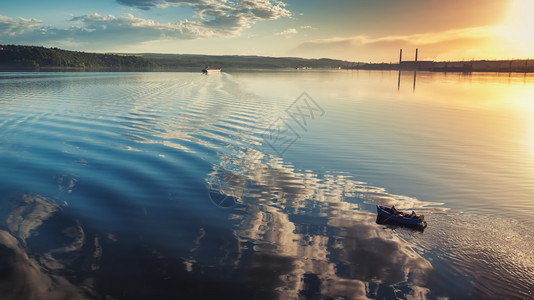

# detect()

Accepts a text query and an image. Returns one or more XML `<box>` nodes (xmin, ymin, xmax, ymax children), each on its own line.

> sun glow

<box><xmin>498</xmin><ymin>0</ymin><xmax>534</xmax><ymax>58</ymax></box>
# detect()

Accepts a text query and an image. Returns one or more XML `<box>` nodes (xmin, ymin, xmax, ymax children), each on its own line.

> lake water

<box><xmin>1</xmin><ymin>71</ymin><xmax>533</xmax><ymax>299</ymax></box>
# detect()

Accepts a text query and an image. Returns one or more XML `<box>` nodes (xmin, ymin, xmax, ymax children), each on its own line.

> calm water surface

<box><xmin>1</xmin><ymin>71</ymin><xmax>533</xmax><ymax>299</ymax></box>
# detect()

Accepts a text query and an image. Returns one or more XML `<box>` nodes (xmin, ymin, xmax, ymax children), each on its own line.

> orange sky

<box><xmin>291</xmin><ymin>0</ymin><xmax>534</xmax><ymax>62</ymax></box>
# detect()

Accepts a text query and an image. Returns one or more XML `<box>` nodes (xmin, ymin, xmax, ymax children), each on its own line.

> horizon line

<box><xmin>1</xmin><ymin>44</ymin><xmax>532</xmax><ymax>64</ymax></box>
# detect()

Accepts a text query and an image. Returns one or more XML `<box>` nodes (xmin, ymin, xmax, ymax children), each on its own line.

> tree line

<box><xmin>0</xmin><ymin>45</ymin><xmax>158</xmax><ymax>71</ymax></box>
<box><xmin>141</xmin><ymin>53</ymin><xmax>349</xmax><ymax>70</ymax></box>
<box><xmin>0</xmin><ymin>45</ymin><xmax>353</xmax><ymax>71</ymax></box>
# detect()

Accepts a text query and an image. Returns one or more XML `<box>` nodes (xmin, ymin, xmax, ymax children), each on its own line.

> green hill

<box><xmin>0</xmin><ymin>45</ymin><xmax>158</xmax><ymax>71</ymax></box>
<box><xmin>0</xmin><ymin>45</ymin><xmax>354</xmax><ymax>71</ymax></box>
<box><xmin>138</xmin><ymin>53</ymin><xmax>351</xmax><ymax>70</ymax></box>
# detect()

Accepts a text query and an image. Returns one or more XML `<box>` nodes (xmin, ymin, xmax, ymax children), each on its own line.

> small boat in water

<box><xmin>202</xmin><ymin>67</ymin><xmax>221</xmax><ymax>73</ymax></box>
<box><xmin>376</xmin><ymin>205</ymin><xmax>427</xmax><ymax>228</ymax></box>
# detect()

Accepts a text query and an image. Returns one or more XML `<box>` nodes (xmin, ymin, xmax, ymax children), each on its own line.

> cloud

<box><xmin>0</xmin><ymin>15</ymin><xmax>43</xmax><ymax>37</ymax></box>
<box><xmin>116</xmin><ymin>0</ymin><xmax>164</xmax><ymax>10</ymax></box>
<box><xmin>0</xmin><ymin>13</ymin><xmax>214</xmax><ymax>48</ymax></box>
<box><xmin>291</xmin><ymin>26</ymin><xmax>505</xmax><ymax>61</ymax></box>
<box><xmin>299</xmin><ymin>27</ymin><xmax>495</xmax><ymax>48</ymax></box>
<box><xmin>116</xmin><ymin>0</ymin><xmax>291</xmax><ymax>35</ymax></box>
<box><xmin>0</xmin><ymin>0</ymin><xmax>291</xmax><ymax>48</ymax></box>
<box><xmin>299</xmin><ymin>25</ymin><xmax>313</xmax><ymax>29</ymax></box>
<box><xmin>274</xmin><ymin>28</ymin><xmax>297</xmax><ymax>36</ymax></box>
<box><xmin>68</xmin><ymin>13</ymin><xmax>210</xmax><ymax>39</ymax></box>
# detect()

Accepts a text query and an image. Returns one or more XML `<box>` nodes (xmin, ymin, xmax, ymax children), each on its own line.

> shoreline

<box><xmin>2</xmin><ymin>68</ymin><xmax>534</xmax><ymax>74</ymax></box>
<box><xmin>349</xmin><ymin>59</ymin><xmax>534</xmax><ymax>73</ymax></box>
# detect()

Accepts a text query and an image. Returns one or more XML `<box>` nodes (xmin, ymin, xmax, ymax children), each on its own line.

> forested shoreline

<box><xmin>0</xmin><ymin>45</ymin><xmax>158</xmax><ymax>71</ymax></box>
<box><xmin>0</xmin><ymin>45</ymin><xmax>350</xmax><ymax>71</ymax></box>
<box><xmin>2</xmin><ymin>45</ymin><xmax>531</xmax><ymax>73</ymax></box>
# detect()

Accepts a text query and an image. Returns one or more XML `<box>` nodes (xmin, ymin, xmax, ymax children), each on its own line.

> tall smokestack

<box><xmin>399</xmin><ymin>49</ymin><xmax>403</xmax><ymax>65</ymax></box>
<box><xmin>415</xmin><ymin>48</ymin><xmax>418</xmax><ymax>62</ymax></box>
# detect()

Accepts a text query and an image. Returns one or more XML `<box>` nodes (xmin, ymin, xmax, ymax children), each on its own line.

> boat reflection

<box><xmin>376</xmin><ymin>215</ymin><xmax>426</xmax><ymax>232</ymax></box>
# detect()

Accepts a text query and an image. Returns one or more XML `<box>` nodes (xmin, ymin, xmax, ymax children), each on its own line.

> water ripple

<box><xmin>2</xmin><ymin>71</ymin><xmax>533</xmax><ymax>299</ymax></box>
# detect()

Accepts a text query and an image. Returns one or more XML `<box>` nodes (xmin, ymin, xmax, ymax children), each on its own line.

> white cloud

<box><xmin>299</xmin><ymin>25</ymin><xmax>314</xmax><ymax>29</ymax></box>
<box><xmin>0</xmin><ymin>0</ymin><xmax>292</xmax><ymax>47</ymax></box>
<box><xmin>116</xmin><ymin>0</ymin><xmax>291</xmax><ymax>35</ymax></box>
<box><xmin>0</xmin><ymin>15</ymin><xmax>43</xmax><ymax>37</ymax></box>
<box><xmin>68</xmin><ymin>13</ymin><xmax>211</xmax><ymax>39</ymax></box>
<box><xmin>0</xmin><ymin>12</ymin><xmax>215</xmax><ymax>48</ymax></box>
<box><xmin>274</xmin><ymin>28</ymin><xmax>297</xmax><ymax>36</ymax></box>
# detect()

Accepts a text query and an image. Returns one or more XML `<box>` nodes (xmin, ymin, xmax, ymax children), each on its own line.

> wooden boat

<box><xmin>202</xmin><ymin>67</ymin><xmax>221</xmax><ymax>73</ymax></box>
<box><xmin>376</xmin><ymin>205</ymin><xmax>427</xmax><ymax>228</ymax></box>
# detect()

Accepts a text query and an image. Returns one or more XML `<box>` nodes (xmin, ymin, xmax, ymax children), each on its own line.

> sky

<box><xmin>1</xmin><ymin>0</ymin><xmax>533</xmax><ymax>62</ymax></box>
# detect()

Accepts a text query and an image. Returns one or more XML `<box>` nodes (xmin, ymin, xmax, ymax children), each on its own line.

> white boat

<box><xmin>202</xmin><ymin>67</ymin><xmax>221</xmax><ymax>73</ymax></box>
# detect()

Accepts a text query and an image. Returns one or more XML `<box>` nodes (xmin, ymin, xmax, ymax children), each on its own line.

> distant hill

<box><xmin>0</xmin><ymin>45</ymin><xmax>158</xmax><ymax>71</ymax></box>
<box><xmin>5</xmin><ymin>45</ymin><xmax>528</xmax><ymax>73</ymax></box>
<box><xmin>137</xmin><ymin>53</ymin><xmax>352</xmax><ymax>70</ymax></box>
<box><xmin>0</xmin><ymin>45</ymin><xmax>354</xmax><ymax>71</ymax></box>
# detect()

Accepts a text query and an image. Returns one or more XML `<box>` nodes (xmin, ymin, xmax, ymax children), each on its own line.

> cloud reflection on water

<box><xmin>207</xmin><ymin>147</ymin><xmax>435</xmax><ymax>298</ymax></box>
<box><xmin>0</xmin><ymin>193</ymin><xmax>101</xmax><ymax>300</ymax></box>
<box><xmin>0</xmin><ymin>230</ymin><xmax>87</xmax><ymax>300</ymax></box>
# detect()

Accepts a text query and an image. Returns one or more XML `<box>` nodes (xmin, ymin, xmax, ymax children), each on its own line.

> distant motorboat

<box><xmin>202</xmin><ymin>67</ymin><xmax>221</xmax><ymax>73</ymax></box>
